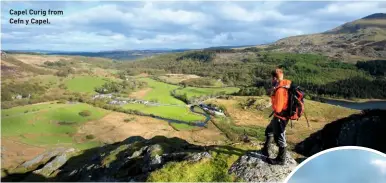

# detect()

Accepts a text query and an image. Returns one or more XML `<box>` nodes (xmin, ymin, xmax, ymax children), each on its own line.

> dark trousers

<box><xmin>265</xmin><ymin>116</ymin><xmax>289</xmax><ymax>148</ymax></box>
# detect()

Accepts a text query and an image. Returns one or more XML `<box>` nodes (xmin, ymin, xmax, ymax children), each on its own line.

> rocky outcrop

<box><xmin>2</xmin><ymin>136</ymin><xmax>213</xmax><ymax>182</ymax></box>
<box><xmin>30</xmin><ymin>148</ymin><xmax>77</xmax><ymax>177</ymax></box>
<box><xmin>2</xmin><ymin>135</ymin><xmax>300</xmax><ymax>182</ymax></box>
<box><xmin>229</xmin><ymin>148</ymin><xmax>297</xmax><ymax>182</ymax></box>
<box><xmin>2</xmin><ymin>148</ymin><xmax>78</xmax><ymax>182</ymax></box>
<box><xmin>16</xmin><ymin>147</ymin><xmax>70</xmax><ymax>172</ymax></box>
<box><xmin>295</xmin><ymin>109</ymin><xmax>386</xmax><ymax>156</ymax></box>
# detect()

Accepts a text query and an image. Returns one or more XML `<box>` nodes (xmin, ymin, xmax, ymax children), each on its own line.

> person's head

<box><xmin>271</xmin><ymin>68</ymin><xmax>284</xmax><ymax>85</ymax></box>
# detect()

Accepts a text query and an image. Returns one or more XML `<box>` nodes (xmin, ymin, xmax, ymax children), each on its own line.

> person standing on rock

<box><xmin>261</xmin><ymin>68</ymin><xmax>291</xmax><ymax>165</ymax></box>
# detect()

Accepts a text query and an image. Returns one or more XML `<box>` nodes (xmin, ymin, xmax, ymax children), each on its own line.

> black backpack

<box><xmin>286</xmin><ymin>83</ymin><xmax>305</xmax><ymax>120</ymax></box>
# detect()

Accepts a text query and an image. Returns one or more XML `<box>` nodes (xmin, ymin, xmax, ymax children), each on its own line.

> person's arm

<box><xmin>274</xmin><ymin>88</ymin><xmax>286</xmax><ymax>113</ymax></box>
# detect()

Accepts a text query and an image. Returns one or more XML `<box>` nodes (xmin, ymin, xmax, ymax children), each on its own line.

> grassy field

<box><xmin>175</xmin><ymin>87</ymin><xmax>240</xmax><ymax>99</ymax></box>
<box><xmin>1</xmin><ymin>102</ymin><xmax>109</xmax><ymax>149</ymax></box>
<box><xmin>64</xmin><ymin>75</ymin><xmax>108</xmax><ymax>93</ymax></box>
<box><xmin>122</xmin><ymin>104</ymin><xmax>204</xmax><ymax>122</ymax></box>
<box><xmin>138</xmin><ymin>78</ymin><xmax>185</xmax><ymax>104</ymax></box>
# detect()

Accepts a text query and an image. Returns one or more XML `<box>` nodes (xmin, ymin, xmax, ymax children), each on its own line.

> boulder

<box><xmin>142</xmin><ymin>144</ymin><xmax>164</xmax><ymax>172</ymax></box>
<box><xmin>229</xmin><ymin>150</ymin><xmax>297</xmax><ymax>182</ymax></box>
<box><xmin>21</xmin><ymin>148</ymin><xmax>78</xmax><ymax>181</ymax></box>
<box><xmin>32</xmin><ymin>148</ymin><xmax>77</xmax><ymax>177</ymax></box>
<box><xmin>15</xmin><ymin>147</ymin><xmax>69</xmax><ymax>172</ymax></box>
<box><xmin>186</xmin><ymin>152</ymin><xmax>212</xmax><ymax>162</ymax></box>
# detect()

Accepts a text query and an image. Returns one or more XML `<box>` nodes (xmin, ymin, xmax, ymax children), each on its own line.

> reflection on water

<box><xmin>323</xmin><ymin>99</ymin><xmax>386</xmax><ymax>110</ymax></box>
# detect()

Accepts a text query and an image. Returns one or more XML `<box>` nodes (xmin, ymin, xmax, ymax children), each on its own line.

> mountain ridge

<box><xmin>268</xmin><ymin>13</ymin><xmax>386</xmax><ymax>62</ymax></box>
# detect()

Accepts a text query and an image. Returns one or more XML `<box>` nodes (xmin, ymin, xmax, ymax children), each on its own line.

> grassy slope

<box><xmin>148</xmin><ymin>143</ymin><xmax>255</xmax><ymax>182</ymax></box>
<box><xmin>1</xmin><ymin>56</ymin><xmax>53</xmax><ymax>75</ymax></box>
<box><xmin>138</xmin><ymin>78</ymin><xmax>184</xmax><ymax>105</ymax></box>
<box><xmin>64</xmin><ymin>76</ymin><xmax>108</xmax><ymax>93</ymax></box>
<box><xmin>1</xmin><ymin>103</ymin><xmax>109</xmax><ymax>149</ymax></box>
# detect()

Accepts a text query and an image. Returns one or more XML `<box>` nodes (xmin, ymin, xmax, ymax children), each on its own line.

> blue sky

<box><xmin>288</xmin><ymin>149</ymin><xmax>386</xmax><ymax>183</ymax></box>
<box><xmin>1</xmin><ymin>1</ymin><xmax>386</xmax><ymax>51</ymax></box>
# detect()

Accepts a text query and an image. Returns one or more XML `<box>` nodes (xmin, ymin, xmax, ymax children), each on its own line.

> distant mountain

<box><xmin>266</xmin><ymin>13</ymin><xmax>386</xmax><ymax>62</ymax></box>
<box><xmin>3</xmin><ymin>50</ymin><xmax>190</xmax><ymax>60</ymax></box>
<box><xmin>4</xmin><ymin>45</ymin><xmax>257</xmax><ymax>60</ymax></box>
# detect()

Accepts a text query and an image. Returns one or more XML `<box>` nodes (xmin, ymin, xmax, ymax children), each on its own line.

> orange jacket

<box><xmin>271</xmin><ymin>79</ymin><xmax>291</xmax><ymax>120</ymax></box>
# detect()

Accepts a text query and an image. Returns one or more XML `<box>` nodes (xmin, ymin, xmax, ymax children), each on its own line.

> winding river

<box><xmin>152</xmin><ymin>105</ymin><xmax>211</xmax><ymax>128</ymax></box>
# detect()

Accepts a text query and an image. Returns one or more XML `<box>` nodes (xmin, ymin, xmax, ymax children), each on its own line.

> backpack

<box><xmin>277</xmin><ymin>82</ymin><xmax>305</xmax><ymax>120</ymax></box>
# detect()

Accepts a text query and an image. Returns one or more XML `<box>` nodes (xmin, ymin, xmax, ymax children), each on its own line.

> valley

<box><xmin>1</xmin><ymin>12</ymin><xmax>385</xmax><ymax>182</ymax></box>
<box><xmin>0</xmin><ymin>50</ymin><xmax>366</xmax><ymax>172</ymax></box>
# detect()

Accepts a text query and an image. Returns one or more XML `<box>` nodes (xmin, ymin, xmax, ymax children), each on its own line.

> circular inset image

<box><xmin>285</xmin><ymin>147</ymin><xmax>386</xmax><ymax>183</ymax></box>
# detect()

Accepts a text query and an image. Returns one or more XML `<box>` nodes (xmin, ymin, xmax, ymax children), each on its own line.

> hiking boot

<box><xmin>271</xmin><ymin>146</ymin><xmax>287</xmax><ymax>165</ymax></box>
<box><xmin>261</xmin><ymin>136</ymin><xmax>273</xmax><ymax>158</ymax></box>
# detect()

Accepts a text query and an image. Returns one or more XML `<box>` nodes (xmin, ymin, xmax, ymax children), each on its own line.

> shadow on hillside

<box><xmin>153</xmin><ymin>115</ymin><xmax>207</xmax><ymax>127</ymax></box>
<box><xmin>295</xmin><ymin>109</ymin><xmax>386</xmax><ymax>157</ymax></box>
<box><xmin>2</xmin><ymin>136</ymin><xmax>251</xmax><ymax>182</ymax></box>
<box><xmin>144</xmin><ymin>106</ymin><xmax>212</xmax><ymax>128</ymax></box>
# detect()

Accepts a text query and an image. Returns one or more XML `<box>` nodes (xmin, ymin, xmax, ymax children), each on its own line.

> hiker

<box><xmin>261</xmin><ymin>68</ymin><xmax>291</xmax><ymax>165</ymax></box>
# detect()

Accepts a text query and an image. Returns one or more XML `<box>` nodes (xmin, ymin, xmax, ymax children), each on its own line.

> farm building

<box><xmin>199</xmin><ymin>103</ymin><xmax>225</xmax><ymax>116</ymax></box>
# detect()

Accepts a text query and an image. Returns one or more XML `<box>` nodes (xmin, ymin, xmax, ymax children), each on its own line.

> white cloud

<box><xmin>1</xmin><ymin>1</ymin><xmax>384</xmax><ymax>51</ymax></box>
<box><xmin>136</xmin><ymin>2</ymin><xmax>208</xmax><ymax>25</ymax></box>
<box><xmin>217</xmin><ymin>2</ymin><xmax>296</xmax><ymax>22</ymax></box>
<box><xmin>49</xmin><ymin>4</ymin><xmax>134</xmax><ymax>26</ymax></box>
<box><xmin>316</xmin><ymin>2</ymin><xmax>386</xmax><ymax>18</ymax></box>
<box><xmin>371</xmin><ymin>159</ymin><xmax>386</xmax><ymax>174</ymax></box>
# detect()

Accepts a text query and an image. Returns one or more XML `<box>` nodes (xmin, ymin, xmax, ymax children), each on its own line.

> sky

<box><xmin>288</xmin><ymin>149</ymin><xmax>386</xmax><ymax>183</ymax></box>
<box><xmin>1</xmin><ymin>1</ymin><xmax>386</xmax><ymax>51</ymax></box>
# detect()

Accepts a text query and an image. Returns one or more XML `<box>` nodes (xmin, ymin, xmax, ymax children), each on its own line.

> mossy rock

<box><xmin>102</xmin><ymin>145</ymin><xmax>129</xmax><ymax>167</ymax></box>
<box><xmin>148</xmin><ymin>144</ymin><xmax>164</xmax><ymax>158</ymax></box>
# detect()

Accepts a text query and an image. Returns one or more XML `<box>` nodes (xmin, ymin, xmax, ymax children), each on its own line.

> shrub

<box><xmin>180</xmin><ymin>77</ymin><xmax>218</xmax><ymax>87</ymax></box>
<box><xmin>79</xmin><ymin>110</ymin><xmax>92</xmax><ymax>117</ymax></box>
<box><xmin>59</xmin><ymin>83</ymin><xmax>67</xmax><ymax>89</ymax></box>
<box><xmin>56</xmin><ymin>67</ymin><xmax>75</xmax><ymax>77</ymax></box>
<box><xmin>85</xmin><ymin>134</ymin><xmax>95</xmax><ymax>140</ymax></box>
